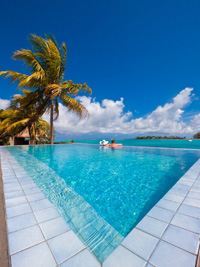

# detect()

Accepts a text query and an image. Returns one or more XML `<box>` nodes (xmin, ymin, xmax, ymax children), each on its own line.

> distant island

<box><xmin>136</xmin><ymin>136</ymin><xmax>186</xmax><ymax>139</ymax></box>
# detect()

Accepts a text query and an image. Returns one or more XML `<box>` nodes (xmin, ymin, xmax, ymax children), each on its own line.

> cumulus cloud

<box><xmin>0</xmin><ymin>98</ymin><xmax>10</xmax><ymax>110</ymax></box>
<box><xmin>1</xmin><ymin>87</ymin><xmax>200</xmax><ymax>136</ymax></box>
<box><xmin>49</xmin><ymin>87</ymin><xmax>196</xmax><ymax>135</ymax></box>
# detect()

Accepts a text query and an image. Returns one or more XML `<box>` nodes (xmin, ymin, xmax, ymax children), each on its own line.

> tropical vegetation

<box><xmin>0</xmin><ymin>90</ymin><xmax>50</xmax><ymax>144</ymax></box>
<box><xmin>193</xmin><ymin>132</ymin><xmax>200</xmax><ymax>139</ymax></box>
<box><xmin>0</xmin><ymin>34</ymin><xmax>92</xmax><ymax>144</ymax></box>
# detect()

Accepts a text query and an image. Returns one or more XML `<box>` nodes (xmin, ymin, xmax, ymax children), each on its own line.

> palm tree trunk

<box><xmin>28</xmin><ymin>124</ymin><xmax>35</xmax><ymax>145</ymax></box>
<box><xmin>50</xmin><ymin>97</ymin><xmax>54</xmax><ymax>145</ymax></box>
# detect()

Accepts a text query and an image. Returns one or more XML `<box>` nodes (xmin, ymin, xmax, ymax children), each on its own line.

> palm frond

<box><xmin>60</xmin><ymin>42</ymin><xmax>67</xmax><ymax>78</ymax></box>
<box><xmin>0</xmin><ymin>71</ymin><xmax>28</xmax><ymax>84</ymax></box>
<box><xmin>18</xmin><ymin>71</ymin><xmax>46</xmax><ymax>89</ymax></box>
<box><xmin>61</xmin><ymin>94</ymin><xmax>89</xmax><ymax>119</ymax></box>
<box><xmin>60</xmin><ymin>81</ymin><xmax>92</xmax><ymax>96</ymax></box>
<box><xmin>3</xmin><ymin>118</ymin><xmax>29</xmax><ymax>135</ymax></box>
<box><xmin>13</xmin><ymin>49</ymin><xmax>44</xmax><ymax>73</ymax></box>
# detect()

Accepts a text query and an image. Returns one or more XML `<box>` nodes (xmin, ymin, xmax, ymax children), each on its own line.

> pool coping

<box><xmin>1</xmin><ymin>146</ymin><xmax>200</xmax><ymax>267</ymax></box>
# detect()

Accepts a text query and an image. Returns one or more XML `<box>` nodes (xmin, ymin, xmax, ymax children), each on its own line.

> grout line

<box><xmin>2</xmin><ymin>147</ymin><xmax>200</xmax><ymax>266</ymax></box>
<box><xmin>2</xmin><ymin>148</ymin><xmax>102</xmax><ymax>266</ymax></box>
<box><xmin>146</xmin><ymin>159</ymin><xmax>200</xmax><ymax>264</ymax></box>
<box><xmin>2</xmin><ymin>149</ymin><xmax>59</xmax><ymax>266</ymax></box>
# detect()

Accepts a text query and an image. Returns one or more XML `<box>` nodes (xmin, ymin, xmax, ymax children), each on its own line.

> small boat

<box><xmin>188</xmin><ymin>139</ymin><xmax>193</xmax><ymax>142</ymax></box>
<box><xmin>100</xmin><ymin>140</ymin><xmax>109</xmax><ymax>146</ymax></box>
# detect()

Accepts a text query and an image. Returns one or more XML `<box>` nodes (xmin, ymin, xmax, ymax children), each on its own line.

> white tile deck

<box><xmin>1</xmin><ymin>147</ymin><xmax>200</xmax><ymax>266</ymax></box>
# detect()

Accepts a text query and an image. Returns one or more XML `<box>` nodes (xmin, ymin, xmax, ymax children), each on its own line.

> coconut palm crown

<box><xmin>0</xmin><ymin>90</ymin><xmax>50</xmax><ymax>144</ymax></box>
<box><xmin>0</xmin><ymin>34</ymin><xmax>92</xmax><ymax>144</ymax></box>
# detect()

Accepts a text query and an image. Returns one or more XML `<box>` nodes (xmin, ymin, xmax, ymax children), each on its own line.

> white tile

<box><xmin>177</xmin><ymin>180</ymin><xmax>193</xmax><ymax>186</ymax></box>
<box><xmin>21</xmin><ymin>183</ymin><xmax>38</xmax><ymax>190</ymax></box>
<box><xmin>136</xmin><ymin>216</ymin><xmax>168</xmax><ymax>238</ymax></box>
<box><xmin>30</xmin><ymin>199</ymin><xmax>52</xmax><ymax>211</ymax></box>
<box><xmin>40</xmin><ymin>217</ymin><xmax>70</xmax><ymax>239</ymax></box>
<box><xmin>6</xmin><ymin>203</ymin><xmax>32</xmax><ymax>218</ymax></box>
<box><xmin>4</xmin><ymin>186</ymin><xmax>22</xmax><ymax>193</ymax></box>
<box><xmin>4</xmin><ymin>190</ymin><xmax>25</xmax><ymax>199</ymax></box>
<box><xmin>162</xmin><ymin>225</ymin><xmax>199</xmax><ymax>254</ymax></box>
<box><xmin>191</xmin><ymin>186</ymin><xmax>200</xmax><ymax>193</ymax></box>
<box><xmin>147</xmin><ymin>206</ymin><xmax>174</xmax><ymax>223</ymax></box>
<box><xmin>187</xmin><ymin>191</ymin><xmax>200</xmax><ymax>200</ymax></box>
<box><xmin>172</xmin><ymin>184</ymin><xmax>191</xmax><ymax>191</ymax></box>
<box><xmin>24</xmin><ymin>187</ymin><xmax>42</xmax><ymax>195</ymax></box>
<box><xmin>163</xmin><ymin>193</ymin><xmax>184</xmax><ymax>203</ymax></box>
<box><xmin>60</xmin><ymin>249</ymin><xmax>100</xmax><ymax>267</ymax></box>
<box><xmin>5</xmin><ymin>196</ymin><xmax>28</xmax><ymax>208</ymax></box>
<box><xmin>103</xmin><ymin>245</ymin><xmax>146</xmax><ymax>267</ymax></box>
<box><xmin>171</xmin><ymin>213</ymin><xmax>200</xmax><ymax>234</ymax></box>
<box><xmin>149</xmin><ymin>241</ymin><xmax>196</xmax><ymax>267</ymax></box>
<box><xmin>178</xmin><ymin>204</ymin><xmax>200</xmax><ymax>220</ymax></box>
<box><xmin>121</xmin><ymin>228</ymin><xmax>159</xmax><ymax>261</ymax></box>
<box><xmin>7</xmin><ymin>213</ymin><xmax>37</xmax><ymax>233</ymax></box>
<box><xmin>20</xmin><ymin>181</ymin><xmax>36</xmax><ymax>187</ymax></box>
<box><xmin>26</xmin><ymin>192</ymin><xmax>46</xmax><ymax>203</ymax></box>
<box><xmin>4</xmin><ymin>181</ymin><xmax>20</xmax><ymax>188</ymax></box>
<box><xmin>8</xmin><ymin>225</ymin><xmax>45</xmax><ymax>254</ymax></box>
<box><xmin>156</xmin><ymin>199</ymin><xmax>180</xmax><ymax>212</ymax></box>
<box><xmin>183</xmin><ymin>197</ymin><xmax>200</xmax><ymax>208</ymax></box>
<box><xmin>34</xmin><ymin>207</ymin><xmax>60</xmax><ymax>223</ymax></box>
<box><xmin>48</xmin><ymin>231</ymin><xmax>85</xmax><ymax>264</ymax></box>
<box><xmin>11</xmin><ymin>242</ymin><xmax>56</xmax><ymax>267</ymax></box>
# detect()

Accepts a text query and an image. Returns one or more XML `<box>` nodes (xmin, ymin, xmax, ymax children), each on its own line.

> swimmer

<box><xmin>105</xmin><ymin>139</ymin><xmax>122</xmax><ymax>148</ymax></box>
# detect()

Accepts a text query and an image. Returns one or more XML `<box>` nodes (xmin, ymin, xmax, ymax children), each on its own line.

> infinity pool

<box><xmin>7</xmin><ymin>144</ymin><xmax>200</xmax><ymax>262</ymax></box>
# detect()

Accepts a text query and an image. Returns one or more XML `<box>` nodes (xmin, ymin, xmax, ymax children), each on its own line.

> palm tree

<box><xmin>0</xmin><ymin>90</ymin><xmax>50</xmax><ymax>144</ymax></box>
<box><xmin>0</xmin><ymin>34</ymin><xmax>92</xmax><ymax>144</ymax></box>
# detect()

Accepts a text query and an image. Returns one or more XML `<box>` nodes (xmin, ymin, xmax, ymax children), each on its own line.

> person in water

<box><xmin>106</xmin><ymin>139</ymin><xmax>122</xmax><ymax>148</ymax></box>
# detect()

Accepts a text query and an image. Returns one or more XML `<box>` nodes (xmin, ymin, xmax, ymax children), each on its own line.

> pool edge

<box><xmin>1</xmin><ymin>147</ymin><xmax>200</xmax><ymax>266</ymax></box>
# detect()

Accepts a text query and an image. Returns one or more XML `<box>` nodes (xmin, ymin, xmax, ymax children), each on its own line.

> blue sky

<box><xmin>1</xmin><ymin>0</ymin><xmax>200</xmax><ymax>138</ymax></box>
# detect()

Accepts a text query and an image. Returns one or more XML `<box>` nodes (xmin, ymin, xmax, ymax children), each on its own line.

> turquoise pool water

<box><xmin>7</xmin><ymin>144</ymin><xmax>200</xmax><ymax>261</ymax></box>
<box><xmin>71</xmin><ymin>139</ymin><xmax>200</xmax><ymax>149</ymax></box>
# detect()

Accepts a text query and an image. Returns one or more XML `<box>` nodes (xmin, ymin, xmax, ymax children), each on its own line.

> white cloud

<box><xmin>50</xmin><ymin>87</ymin><xmax>196</xmax><ymax>135</ymax></box>
<box><xmin>2</xmin><ymin>87</ymin><xmax>200</xmax><ymax>136</ymax></box>
<box><xmin>0</xmin><ymin>98</ymin><xmax>10</xmax><ymax>110</ymax></box>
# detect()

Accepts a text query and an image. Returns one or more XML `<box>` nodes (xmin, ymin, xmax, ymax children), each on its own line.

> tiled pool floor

<box><xmin>1</xmin><ymin>147</ymin><xmax>200</xmax><ymax>267</ymax></box>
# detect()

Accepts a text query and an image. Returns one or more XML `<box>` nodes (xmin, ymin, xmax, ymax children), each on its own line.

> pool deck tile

<box><xmin>1</xmin><ymin>147</ymin><xmax>200</xmax><ymax>266</ymax></box>
<box><xmin>4</xmin><ymin>190</ymin><xmax>25</xmax><ymax>199</ymax></box>
<box><xmin>121</xmin><ymin>228</ymin><xmax>159</xmax><ymax>261</ymax></box>
<box><xmin>34</xmin><ymin>206</ymin><xmax>60</xmax><ymax>223</ymax></box>
<box><xmin>39</xmin><ymin>217</ymin><xmax>71</xmax><ymax>239</ymax></box>
<box><xmin>8</xmin><ymin>225</ymin><xmax>45</xmax><ymax>255</ymax></box>
<box><xmin>26</xmin><ymin>192</ymin><xmax>46</xmax><ymax>202</ymax></box>
<box><xmin>156</xmin><ymin>198</ymin><xmax>180</xmax><ymax>212</ymax></box>
<box><xmin>178</xmin><ymin>204</ymin><xmax>200</xmax><ymax>219</ymax></box>
<box><xmin>171</xmin><ymin>213</ymin><xmax>200</xmax><ymax>234</ymax></box>
<box><xmin>149</xmin><ymin>240</ymin><xmax>196</xmax><ymax>267</ymax></box>
<box><xmin>29</xmin><ymin>198</ymin><xmax>53</xmax><ymax>211</ymax></box>
<box><xmin>136</xmin><ymin>215</ymin><xmax>168</xmax><ymax>238</ymax></box>
<box><xmin>5</xmin><ymin>196</ymin><xmax>28</xmax><ymax>208</ymax></box>
<box><xmin>11</xmin><ymin>242</ymin><xmax>57</xmax><ymax>267</ymax></box>
<box><xmin>183</xmin><ymin>197</ymin><xmax>200</xmax><ymax>208</ymax></box>
<box><xmin>162</xmin><ymin>224</ymin><xmax>199</xmax><ymax>254</ymax></box>
<box><xmin>163</xmin><ymin>192</ymin><xmax>185</xmax><ymax>203</ymax></box>
<box><xmin>147</xmin><ymin>206</ymin><xmax>174</xmax><ymax>223</ymax></box>
<box><xmin>47</xmin><ymin>230</ymin><xmax>85</xmax><ymax>264</ymax></box>
<box><xmin>60</xmin><ymin>249</ymin><xmax>101</xmax><ymax>267</ymax></box>
<box><xmin>6</xmin><ymin>203</ymin><xmax>32</xmax><ymax>218</ymax></box>
<box><xmin>103</xmin><ymin>245</ymin><xmax>146</xmax><ymax>267</ymax></box>
<box><xmin>7</xmin><ymin>212</ymin><xmax>37</xmax><ymax>233</ymax></box>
